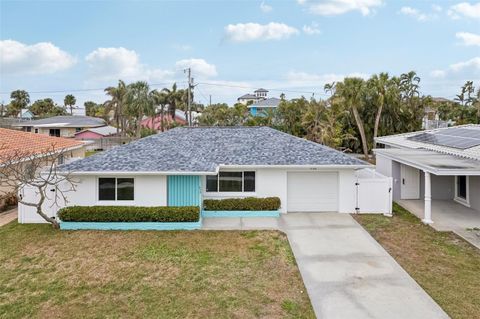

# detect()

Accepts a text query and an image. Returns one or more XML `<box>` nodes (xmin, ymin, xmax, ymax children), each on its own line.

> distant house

<box><xmin>13</xmin><ymin>116</ymin><xmax>106</xmax><ymax>138</ymax></box>
<box><xmin>249</xmin><ymin>97</ymin><xmax>282</xmax><ymax>116</ymax></box>
<box><xmin>237</xmin><ymin>88</ymin><xmax>270</xmax><ymax>105</ymax></box>
<box><xmin>18</xmin><ymin>109</ymin><xmax>34</xmax><ymax>120</ymax></box>
<box><xmin>0</xmin><ymin>128</ymin><xmax>86</xmax><ymax>197</ymax></box>
<box><xmin>74</xmin><ymin>126</ymin><xmax>119</xmax><ymax>140</ymax></box>
<box><xmin>141</xmin><ymin>110</ymin><xmax>188</xmax><ymax>131</ymax></box>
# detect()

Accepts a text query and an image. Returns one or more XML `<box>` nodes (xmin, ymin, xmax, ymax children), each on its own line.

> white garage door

<box><xmin>287</xmin><ymin>172</ymin><xmax>338</xmax><ymax>212</ymax></box>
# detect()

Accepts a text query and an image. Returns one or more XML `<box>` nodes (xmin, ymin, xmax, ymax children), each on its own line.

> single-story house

<box><xmin>74</xmin><ymin>125</ymin><xmax>119</xmax><ymax>140</ymax></box>
<box><xmin>0</xmin><ymin>128</ymin><xmax>86</xmax><ymax>203</ymax></box>
<box><xmin>13</xmin><ymin>115</ymin><xmax>106</xmax><ymax>138</ymax></box>
<box><xmin>249</xmin><ymin>98</ymin><xmax>281</xmax><ymax>116</ymax></box>
<box><xmin>375</xmin><ymin>125</ymin><xmax>480</xmax><ymax>224</ymax></box>
<box><xmin>18</xmin><ymin>126</ymin><xmax>393</xmax><ymax>223</ymax></box>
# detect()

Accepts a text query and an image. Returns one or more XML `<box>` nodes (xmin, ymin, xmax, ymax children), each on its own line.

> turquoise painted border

<box><xmin>202</xmin><ymin>210</ymin><xmax>280</xmax><ymax>218</ymax></box>
<box><xmin>60</xmin><ymin>220</ymin><xmax>202</xmax><ymax>231</ymax></box>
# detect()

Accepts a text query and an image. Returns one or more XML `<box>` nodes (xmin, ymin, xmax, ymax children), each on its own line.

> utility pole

<box><xmin>209</xmin><ymin>95</ymin><xmax>212</xmax><ymax>107</ymax></box>
<box><xmin>184</xmin><ymin>68</ymin><xmax>193</xmax><ymax>126</ymax></box>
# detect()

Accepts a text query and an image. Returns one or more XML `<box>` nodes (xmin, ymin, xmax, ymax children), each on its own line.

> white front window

<box><xmin>206</xmin><ymin>171</ymin><xmax>255</xmax><ymax>192</ymax></box>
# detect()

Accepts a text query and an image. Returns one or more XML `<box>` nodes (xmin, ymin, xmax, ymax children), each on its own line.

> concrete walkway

<box><xmin>203</xmin><ymin>213</ymin><xmax>449</xmax><ymax>319</ymax></box>
<box><xmin>0</xmin><ymin>207</ymin><xmax>17</xmax><ymax>227</ymax></box>
<box><xmin>398</xmin><ymin>199</ymin><xmax>480</xmax><ymax>249</ymax></box>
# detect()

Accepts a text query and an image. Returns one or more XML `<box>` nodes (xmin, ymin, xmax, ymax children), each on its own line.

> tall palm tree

<box><xmin>334</xmin><ymin>77</ymin><xmax>369</xmax><ymax>158</ymax></box>
<box><xmin>64</xmin><ymin>94</ymin><xmax>76</xmax><ymax>115</ymax></box>
<box><xmin>124</xmin><ymin>81</ymin><xmax>154</xmax><ymax>138</ymax></box>
<box><xmin>368</xmin><ymin>73</ymin><xmax>397</xmax><ymax>146</ymax></box>
<box><xmin>104</xmin><ymin>80</ymin><xmax>127</xmax><ymax>136</ymax></box>
<box><xmin>150</xmin><ymin>89</ymin><xmax>169</xmax><ymax>132</ymax></box>
<box><xmin>162</xmin><ymin>83</ymin><xmax>183</xmax><ymax>121</ymax></box>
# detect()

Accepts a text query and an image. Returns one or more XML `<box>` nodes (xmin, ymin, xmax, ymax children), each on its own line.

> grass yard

<box><xmin>0</xmin><ymin>222</ymin><xmax>314</xmax><ymax>319</ymax></box>
<box><xmin>353</xmin><ymin>203</ymin><xmax>480</xmax><ymax>319</ymax></box>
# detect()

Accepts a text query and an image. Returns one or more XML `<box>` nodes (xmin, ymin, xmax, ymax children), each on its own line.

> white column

<box><xmin>422</xmin><ymin>171</ymin><xmax>433</xmax><ymax>224</ymax></box>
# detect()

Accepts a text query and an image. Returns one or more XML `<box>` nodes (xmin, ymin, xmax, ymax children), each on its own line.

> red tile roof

<box><xmin>0</xmin><ymin>128</ymin><xmax>84</xmax><ymax>161</ymax></box>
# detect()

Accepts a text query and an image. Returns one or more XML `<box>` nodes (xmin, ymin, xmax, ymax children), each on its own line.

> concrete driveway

<box><xmin>203</xmin><ymin>213</ymin><xmax>449</xmax><ymax>319</ymax></box>
<box><xmin>0</xmin><ymin>208</ymin><xmax>17</xmax><ymax>227</ymax></box>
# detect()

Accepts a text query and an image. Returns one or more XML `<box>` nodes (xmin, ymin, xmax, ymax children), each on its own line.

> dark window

<box><xmin>219</xmin><ymin>172</ymin><xmax>243</xmax><ymax>192</ymax></box>
<box><xmin>34</xmin><ymin>128</ymin><xmax>39</xmax><ymax>134</ymax></box>
<box><xmin>99</xmin><ymin>178</ymin><xmax>116</xmax><ymax>201</ymax></box>
<box><xmin>26</xmin><ymin>127</ymin><xmax>31</xmax><ymax>132</ymax></box>
<box><xmin>244</xmin><ymin>171</ymin><xmax>255</xmax><ymax>192</ymax></box>
<box><xmin>457</xmin><ymin>176</ymin><xmax>467</xmax><ymax>199</ymax></box>
<box><xmin>49</xmin><ymin>129</ymin><xmax>60</xmax><ymax>137</ymax></box>
<box><xmin>75</xmin><ymin>127</ymin><xmax>82</xmax><ymax>132</ymax></box>
<box><xmin>117</xmin><ymin>178</ymin><xmax>134</xmax><ymax>200</ymax></box>
<box><xmin>206</xmin><ymin>175</ymin><xmax>218</xmax><ymax>192</ymax></box>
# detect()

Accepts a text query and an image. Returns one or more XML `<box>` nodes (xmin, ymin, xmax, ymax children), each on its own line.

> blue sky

<box><xmin>1</xmin><ymin>0</ymin><xmax>479</xmax><ymax>108</ymax></box>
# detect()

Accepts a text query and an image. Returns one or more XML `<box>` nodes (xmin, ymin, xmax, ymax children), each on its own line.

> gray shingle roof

<box><xmin>237</xmin><ymin>94</ymin><xmax>258</xmax><ymax>100</ymax></box>
<box><xmin>75</xmin><ymin>125</ymin><xmax>119</xmax><ymax>136</ymax></box>
<box><xmin>14</xmin><ymin>116</ymin><xmax>106</xmax><ymax>128</ymax></box>
<box><xmin>61</xmin><ymin>126</ymin><xmax>368</xmax><ymax>173</ymax></box>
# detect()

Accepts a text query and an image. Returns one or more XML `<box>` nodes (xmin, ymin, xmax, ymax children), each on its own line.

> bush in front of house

<box><xmin>203</xmin><ymin>197</ymin><xmax>281</xmax><ymax>211</ymax></box>
<box><xmin>57</xmin><ymin>206</ymin><xmax>200</xmax><ymax>222</ymax></box>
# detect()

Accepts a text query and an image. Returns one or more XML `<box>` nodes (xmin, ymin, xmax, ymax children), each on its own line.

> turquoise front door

<box><xmin>167</xmin><ymin>175</ymin><xmax>201</xmax><ymax>207</ymax></box>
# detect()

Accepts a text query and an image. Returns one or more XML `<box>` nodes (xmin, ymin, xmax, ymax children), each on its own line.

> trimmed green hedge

<box><xmin>203</xmin><ymin>197</ymin><xmax>281</xmax><ymax>211</ymax></box>
<box><xmin>57</xmin><ymin>206</ymin><xmax>200</xmax><ymax>222</ymax></box>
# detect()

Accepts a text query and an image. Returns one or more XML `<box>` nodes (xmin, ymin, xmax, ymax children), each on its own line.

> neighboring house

<box><xmin>13</xmin><ymin>115</ymin><xmax>106</xmax><ymax>137</ymax></box>
<box><xmin>375</xmin><ymin>125</ymin><xmax>480</xmax><ymax>224</ymax></box>
<box><xmin>18</xmin><ymin>109</ymin><xmax>35</xmax><ymax>120</ymax></box>
<box><xmin>249</xmin><ymin>97</ymin><xmax>282</xmax><ymax>116</ymax></box>
<box><xmin>237</xmin><ymin>88</ymin><xmax>269</xmax><ymax>105</ymax></box>
<box><xmin>74</xmin><ymin>126</ymin><xmax>119</xmax><ymax>140</ymax></box>
<box><xmin>0</xmin><ymin>128</ymin><xmax>86</xmax><ymax>196</ymax></box>
<box><xmin>18</xmin><ymin>126</ymin><xmax>394</xmax><ymax>223</ymax></box>
<box><xmin>141</xmin><ymin>110</ymin><xmax>188</xmax><ymax>131</ymax></box>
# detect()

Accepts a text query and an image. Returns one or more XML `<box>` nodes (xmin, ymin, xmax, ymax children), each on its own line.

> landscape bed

<box><xmin>202</xmin><ymin>197</ymin><xmax>281</xmax><ymax>218</ymax></box>
<box><xmin>0</xmin><ymin>222</ymin><xmax>315</xmax><ymax>318</ymax></box>
<box><xmin>353</xmin><ymin>203</ymin><xmax>480</xmax><ymax>319</ymax></box>
<box><xmin>58</xmin><ymin>206</ymin><xmax>201</xmax><ymax>230</ymax></box>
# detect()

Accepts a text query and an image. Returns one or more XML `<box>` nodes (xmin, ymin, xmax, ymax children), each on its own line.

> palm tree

<box><xmin>64</xmin><ymin>94</ymin><xmax>76</xmax><ymax>115</ymax></box>
<box><xmin>124</xmin><ymin>81</ymin><xmax>154</xmax><ymax>138</ymax></box>
<box><xmin>9</xmin><ymin>90</ymin><xmax>30</xmax><ymax>116</ymax></box>
<box><xmin>104</xmin><ymin>80</ymin><xmax>127</xmax><ymax>136</ymax></box>
<box><xmin>334</xmin><ymin>77</ymin><xmax>369</xmax><ymax>158</ymax></box>
<box><xmin>162</xmin><ymin>83</ymin><xmax>183</xmax><ymax>121</ymax></box>
<box><xmin>150</xmin><ymin>89</ymin><xmax>169</xmax><ymax>132</ymax></box>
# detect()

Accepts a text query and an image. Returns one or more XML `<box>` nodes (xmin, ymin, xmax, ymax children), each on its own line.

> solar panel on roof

<box><xmin>407</xmin><ymin>127</ymin><xmax>480</xmax><ymax>149</ymax></box>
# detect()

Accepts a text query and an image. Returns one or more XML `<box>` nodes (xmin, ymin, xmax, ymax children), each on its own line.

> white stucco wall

<box><xmin>202</xmin><ymin>168</ymin><xmax>358</xmax><ymax>214</ymax></box>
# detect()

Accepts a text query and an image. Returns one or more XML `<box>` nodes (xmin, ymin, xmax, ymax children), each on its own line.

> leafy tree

<box><xmin>64</xmin><ymin>94</ymin><xmax>76</xmax><ymax>115</ymax></box>
<box><xmin>150</xmin><ymin>89</ymin><xmax>169</xmax><ymax>132</ymax></box>
<box><xmin>8</xmin><ymin>90</ymin><xmax>30</xmax><ymax>116</ymax></box>
<box><xmin>30</xmin><ymin>98</ymin><xmax>66</xmax><ymax>117</ymax></box>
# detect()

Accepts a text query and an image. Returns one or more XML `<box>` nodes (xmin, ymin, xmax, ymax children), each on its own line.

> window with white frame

<box><xmin>206</xmin><ymin>171</ymin><xmax>255</xmax><ymax>192</ymax></box>
<box><xmin>98</xmin><ymin>177</ymin><xmax>134</xmax><ymax>201</ymax></box>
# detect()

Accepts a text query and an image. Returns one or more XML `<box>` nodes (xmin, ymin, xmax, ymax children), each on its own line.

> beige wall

<box><xmin>36</xmin><ymin>127</ymin><xmax>79</xmax><ymax>138</ymax></box>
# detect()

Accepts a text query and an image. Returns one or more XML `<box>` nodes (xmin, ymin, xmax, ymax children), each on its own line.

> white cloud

<box><xmin>456</xmin><ymin>32</ymin><xmax>480</xmax><ymax>46</ymax></box>
<box><xmin>303</xmin><ymin>22</ymin><xmax>321</xmax><ymax>35</ymax></box>
<box><xmin>399</xmin><ymin>6</ymin><xmax>430</xmax><ymax>21</ymax></box>
<box><xmin>298</xmin><ymin>0</ymin><xmax>383</xmax><ymax>16</ymax></box>
<box><xmin>175</xmin><ymin>58</ymin><xmax>218</xmax><ymax>78</ymax></box>
<box><xmin>448</xmin><ymin>2</ymin><xmax>480</xmax><ymax>19</ymax></box>
<box><xmin>430</xmin><ymin>57</ymin><xmax>480</xmax><ymax>80</ymax></box>
<box><xmin>432</xmin><ymin>4</ymin><xmax>442</xmax><ymax>12</ymax></box>
<box><xmin>430</xmin><ymin>70</ymin><xmax>446</xmax><ymax>78</ymax></box>
<box><xmin>0</xmin><ymin>40</ymin><xmax>76</xmax><ymax>75</ymax></box>
<box><xmin>224</xmin><ymin>22</ymin><xmax>299</xmax><ymax>42</ymax></box>
<box><xmin>260</xmin><ymin>1</ymin><xmax>272</xmax><ymax>12</ymax></box>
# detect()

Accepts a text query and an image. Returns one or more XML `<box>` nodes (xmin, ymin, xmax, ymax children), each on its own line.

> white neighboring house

<box><xmin>375</xmin><ymin>125</ymin><xmax>480</xmax><ymax>224</ymax></box>
<box><xmin>19</xmin><ymin>127</ymin><xmax>392</xmax><ymax>223</ymax></box>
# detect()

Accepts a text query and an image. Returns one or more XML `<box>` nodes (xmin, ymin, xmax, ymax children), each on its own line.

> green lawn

<box><xmin>0</xmin><ymin>223</ymin><xmax>314</xmax><ymax>319</ymax></box>
<box><xmin>353</xmin><ymin>203</ymin><xmax>480</xmax><ymax>319</ymax></box>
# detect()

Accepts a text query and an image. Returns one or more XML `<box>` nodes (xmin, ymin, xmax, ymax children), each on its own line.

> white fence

<box><xmin>355</xmin><ymin>168</ymin><xmax>393</xmax><ymax>216</ymax></box>
<box><xmin>18</xmin><ymin>183</ymin><xmax>65</xmax><ymax>224</ymax></box>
